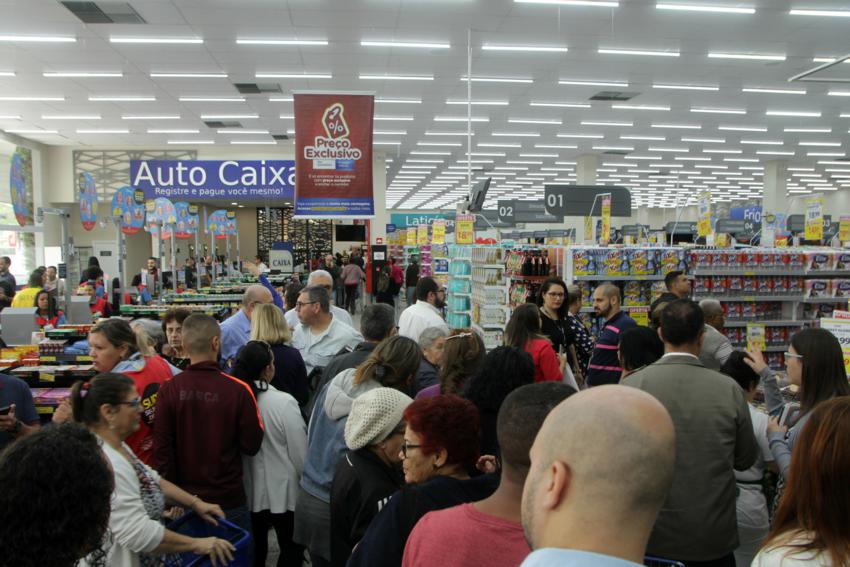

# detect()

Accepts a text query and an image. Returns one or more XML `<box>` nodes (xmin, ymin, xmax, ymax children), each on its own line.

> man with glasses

<box><xmin>285</xmin><ymin>270</ymin><xmax>353</xmax><ymax>329</ymax></box>
<box><xmin>291</xmin><ymin>285</ymin><xmax>363</xmax><ymax>377</ymax></box>
<box><xmin>398</xmin><ymin>277</ymin><xmax>449</xmax><ymax>343</ymax></box>
<box><xmin>219</xmin><ymin>284</ymin><xmax>274</xmax><ymax>369</ymax></box>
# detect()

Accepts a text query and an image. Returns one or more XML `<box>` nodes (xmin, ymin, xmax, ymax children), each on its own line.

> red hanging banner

<box><xmin>293</xmin><ymin>92</ymin><xmax>374</xmax><ymax>218</ymax></box>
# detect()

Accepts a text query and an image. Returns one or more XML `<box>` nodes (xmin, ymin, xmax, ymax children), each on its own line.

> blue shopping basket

<box><xmin>164</xmin><ymin>511</ymin><xmax>250</xmax><ymax>567</ymax></box>
<box><xmin>644</xmin><ymin>556</ymin><xmax>686</xmax><ymax>567</ymax></box>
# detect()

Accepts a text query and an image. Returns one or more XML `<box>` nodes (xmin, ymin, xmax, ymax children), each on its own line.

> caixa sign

<box><xmin>270</xmin><ymin>242</ymin><xmax>294</xmax><ymax>274</ymax></box>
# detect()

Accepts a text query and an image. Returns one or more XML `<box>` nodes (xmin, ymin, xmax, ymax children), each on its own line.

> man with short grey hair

<box><xmin>285</xmin><ymin>269</ymin><xmax>354</xmax><ymax>329</ymax></box>
<box><xmin>698</xmin><ymin>299</ymin><xmax>734</xmax><ymax>370</ymax></box>
<box><xmin>219</xmin><ymin>284</ymin><xmax>274</xmax><ymax>367</ymax></box>
<box><xmin>292</xmin><ymin>285</ymin><xmax>362</xmax><ymax>376</ymax></box>
<box><xmin>416</xmin><ymin>326</ymin><xmax>450</xmax><ymax>393</ymax></box>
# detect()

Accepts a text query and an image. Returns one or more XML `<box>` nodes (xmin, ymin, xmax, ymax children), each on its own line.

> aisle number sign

<box><xmin>840</xmin><ymin>216</ymin><xmax>850</xmax><ymax>242</ymax></box>
<box><xmin>804</xmin><ymin>196</ymin><xmax>824</xmax><ymax>241</ymax></box>
<box><xmin>456</xmin><ymin>214</ymin><xmax>475</xmax><ymax>245</ymax></box>
<box><xmin>417</xmin><ymin>224</ymin><xmax>429</xmax><ymax>246</ymax></box>
<box><xmin>746</xmin><ymin>323</ymin><xmax>766</xmax><ymax>353</ymax></box>
<box><xmin>820</xmin><ymin>318</ymin><xmax>850</xmax><ymax>374</ymax></box>
<box><xmin>697</xmin><ymin>191</ymin><xmax>712</xmax><ymax>237</ymax></box>
<box><xmin>600</xmin><ymin>195</ymin><xmax>612</xmax><ymax>244</ymax></box>
<box><xmin>432</xmin><ymin>219</ymin><xmax>446</xmax><ymax>245</ymax></box>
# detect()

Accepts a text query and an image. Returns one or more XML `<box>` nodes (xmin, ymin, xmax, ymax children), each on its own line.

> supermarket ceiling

<box><xmin>1</xmin><ymin>0</ymin><xmax>850</xmax><ymax>211</ymax></box>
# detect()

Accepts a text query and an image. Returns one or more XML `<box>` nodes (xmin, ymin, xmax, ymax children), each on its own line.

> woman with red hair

<box><xmin>346</xmin><ymin>395</ymin><xmax>496</xmax><ymax>567</ymax></box>
<box><xmin>753</xmin><ymin>396</ymin><xmax>850</xmax><ymax>566</ymax></box>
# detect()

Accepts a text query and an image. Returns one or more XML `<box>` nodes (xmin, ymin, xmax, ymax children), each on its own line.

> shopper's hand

<box><xmin>162</xmin><ymin>506</ymin><xmax>184</xmax><ymax>521</ymax></box>
<box><xmin>476</xmin><ymin>455</ymin><xmax>499</xmax><ymax>474</ymax></box>
<box><xmin>192</xmin><ymin>537</ymin><xmax>235</xmax><ymax>567</ymax></box>
<box><xmin>242</xmin><ymin>261</ymin><xmax>259</xmax><ymax>278</ymax></box>
<box><xmin>52</xmin><ymin>399</ymin><xmax>72</xmax><ymax>424</ymax></box>
<box><xmin>0</xmin><ymin>404</ymin><xmax>16</xmax><ymax>432</ymax></box>
<box><xmin>767</xmin><ymin>415</ymin><xmax>787</xmax><ymax>436</ymax></box>
<box><xmin>558</xmin><ymin>353</ymin><xmax>567</xmax><ymax>371</ymax></box>
<box><xmin>192</xmin><ymin>499</ymin><xmax>225</xmax><ymax>526</ymax></box>
<box><xmin>743</xmin><ymin>349</ymin><xmax>769</xmax><ymax>374</ymax></box>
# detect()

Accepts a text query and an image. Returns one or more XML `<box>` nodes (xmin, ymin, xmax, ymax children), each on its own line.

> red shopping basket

<box><xmin>164</xmin><ymin>510</ymin><xmax>250</xmax><ymax>567</ymax></box>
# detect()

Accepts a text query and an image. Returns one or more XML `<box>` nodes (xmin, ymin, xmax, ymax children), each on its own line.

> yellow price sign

<box><xmin>631</xmin><ymin>307</ymin><xmax>649</xmax><ymax>327</ymax></box>
<box><xmin>804</xmin><ymin>196</ymin><xmax>824</xmax><ymax>241</ymax></box>
<box><xmin>746</xmin><ymin>323</ymin><xmax>766</xmax><ymax>353</ymax></box>
<box><xmin>417</xmin><ymin>224</ymin><xmax>429</xmax><ymax>246</ymax></box>
<box><xmin>455</xmin><ymin>214</ymin><xmax>475</xmax><ymax>245</ymax></box>
<box><xmin>432</xmin><ymin>220</ymin><xmax>446</xmax><ymax>245</ymax></box>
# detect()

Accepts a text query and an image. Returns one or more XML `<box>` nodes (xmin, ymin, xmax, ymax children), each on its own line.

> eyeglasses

<box><xmin>784</xmin><ymin>352</ymin><xmax>804</xmax><ymax>360</ymax></box>
<box><xmin>295</xmin><ymin>301</ymin><xmax>318</xmax><ymax>309</ymax></box>
<box><xmin>115</xmin><ymin>398</ymin><xmax>142</xmax><ymax>409</ymax></box>
<box><xmin>401</xmin><ymin>441</ymin><xmax>422</xmax><ymax>457</ymax></box>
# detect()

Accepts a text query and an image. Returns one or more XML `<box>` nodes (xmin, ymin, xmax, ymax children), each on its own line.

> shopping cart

<box><xmin>644</xmin><ymin>557</ymin><xmax>686</xmax><ymax>567</ymax></box>
<box><xmin>164</xmin><ymin>511</ymin><xmax>250</xmax><ymax>567</ymax></box>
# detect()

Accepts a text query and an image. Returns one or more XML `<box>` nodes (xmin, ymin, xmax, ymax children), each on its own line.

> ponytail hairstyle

<box><xmin>89</xmin><ymin>318</ymin><xmax>140</xmax><ymax>359</ymax></box>
<box><xmin>354</xmin><ymin>335</ymin><xmax>421</xmax><ymax>393</ymax></box>
<box><xmin>230</xmin><ymin>340</ymin><xmax>273</xmax><ymax>398</ymax></box>
<box><xmin>71</xmin><ymin>372</ymin><xmax>136</xmax><ymax>426</ymax></box>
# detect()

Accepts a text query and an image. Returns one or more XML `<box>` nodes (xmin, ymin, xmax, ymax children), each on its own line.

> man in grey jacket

<box><xmin>622</xmin><ymin>299</ymin><xmax>758</xmax><ymax>567</ymax></box>
<box><xmin>698</xmin><ymin>299</ymin><xmax>734</xmax><ymax>370</ymax></box>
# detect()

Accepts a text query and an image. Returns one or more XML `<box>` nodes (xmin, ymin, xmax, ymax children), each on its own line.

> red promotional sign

<box><xmin>294</xmin><ymin>92</ymin><xmax>374</xmax><ymax>218</ymax></box>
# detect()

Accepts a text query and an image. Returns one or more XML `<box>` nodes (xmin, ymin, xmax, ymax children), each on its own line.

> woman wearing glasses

<box><xmin>537</xmin><ymin>278</ymin><xmax>581</xmax><ymax>381</ymax></box>
<box><xmin>72</xmin><ymin>373</ymin><xmax>235</xmax><ymax>567</ymax></box>
<box><xmin>231</xmin><ymin>341</ymin><xmax>308</xmax><ymax>567</ymax></box>
<box><xmin>744</xmin><ymin>328</ymin><xmax>850</xmax><ymax>483</ymax></box>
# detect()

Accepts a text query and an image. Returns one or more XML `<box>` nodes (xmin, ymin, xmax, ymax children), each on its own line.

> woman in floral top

<box><xmin>567</xmin><ymin>285</ymin><xmax>594</xmax><ymax>375</ymax></box>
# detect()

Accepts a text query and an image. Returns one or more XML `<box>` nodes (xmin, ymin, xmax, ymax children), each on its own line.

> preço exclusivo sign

<box><xmin>129</xmin><ymin>160</ymin><xmax>295</xmax><ymax>201</ymax></box>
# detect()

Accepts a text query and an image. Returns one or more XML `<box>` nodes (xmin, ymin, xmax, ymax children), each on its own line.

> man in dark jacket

<box><xmin>306</xmin><ymin>303</ymin><xmax>396</xmax><ymax>416</ymax></box>
<box><xmin>405</xmin><ymin>258</ymin><xmax>420</xmax><ymax>306</ymax></box>
<box><xmin>650</xmin><ymin>270</ymin><xmax>691</xmax><ymax>314</ymax></box>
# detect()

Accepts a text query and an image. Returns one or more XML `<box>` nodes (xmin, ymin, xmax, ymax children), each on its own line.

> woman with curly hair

<box><xmin>416</xmin><ymin>329</ymin><xmax>485</xmax><ymax>398</ymax></box>
<box><xmin>0</xmin><ymin>423</ymin><xmax>113</xmax><ymax>567</ymax></box>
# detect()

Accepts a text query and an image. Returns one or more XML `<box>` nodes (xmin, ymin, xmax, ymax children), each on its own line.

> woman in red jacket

<box><xmin>505</xmin><ymin>303</ymin><xmax>577</xmax><ymax>389</ymax></box>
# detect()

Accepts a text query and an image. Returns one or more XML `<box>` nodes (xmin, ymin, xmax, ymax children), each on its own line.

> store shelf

<box><xmin>724</xmin><ymin>320</ymin><xmax>806</xmax><ymax>328</ymax></box>
<box><xmin>575</xmin><ymin>274</ymin><xmax>666</xmax><ymax>281</ymax></box>
<box><xmin>802</xmin><ymin>297</ymin><xmax>849</xmax><ymax>303</ymax></box>
<box><xmin>506</xmin><ymin>274</ymin><xmax>550</xmax><ymax>281</ymax></box>
<box><xmin>450</xmin><ymin>292</ymin><xmax>471</xmax><ymax>297</ymax></box>
<box><xmin>731</xmin><ymin>345</ymin><xmax>787</xmax><ymax>353</ymax></box>
<box><xmin>451</xmin><ymin>258</ymin><xmax>472</xmax><ymax>263</ymax></box>
<box><xmin>692</xmin><ymin>270</ymin><xmax>850</xmax><ymax>277</ymax></box>
<box><xmin>473</xmin><ymin>322</ymin><xmax>506</xmax><ymax>331</ymax></box>
<box><xmin>451</xmin><ymin>274</ymin><xmax>472</xmax><ymax>279</ymax></box>
<box><xmin>580</xmin><ymin>306</ymin><xmax>650</xmax><ymax>314</ymax></box>
<box><xmin>472</xmin><ymin>264</ymin><xmax>505</xmax><ymax>270</ymax></box>
<box><xmin>697</xmin><ymin>295</ymin><xmax>801</xmax><ymax>302</ymax></box>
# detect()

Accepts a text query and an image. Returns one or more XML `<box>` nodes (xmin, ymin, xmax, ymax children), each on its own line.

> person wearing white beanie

<box><xmin>330</xmin><ymin>388</ymin><xmax>413</xmax><ymax>567</ymax></box>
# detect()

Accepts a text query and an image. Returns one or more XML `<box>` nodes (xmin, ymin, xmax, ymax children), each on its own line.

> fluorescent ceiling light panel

<box><xmin>718</xmin><ymin>125</ymin><xmax>767</xmax><ymax>132</ymax></box>
<box><xmin>559</xmin><ymin>79</ymin><xmax>628</xmax><ymax>88</ymax></box>
<box><xmin>493</xmin><ymin>132</ymin><xmax>540</xmax><ymax>137</ymax></box>
<box><xmin>740</xmin><ymin>139</ymin><xmax>783</xmax><ymax>145</ymax></box>
<box><xmin>708</xmin><ymin>52</ymin><xmax>785</xmax><ymax>61</ymax></box>
<box><xmin>374</xmin><ymin>130</ymin><xmax>407</xmax><ymax>135</ymax></box>
<box><xmin>447</xmin><ymin>100</ymin><xmax>509</xmax><ymax>106</ymax></box>
<box><xmin>656</xmin><ymin>3</ymin><xmax>755</xmax><ymax>14</ymax></box>
<box><xmin>599</xmin><ymin>47</ymin><xmax>679</xmax><ymax>57</ymax></box>
<box><xmin>4</xmin><ymin>129</ymin><xmax>58</xmax><ymax>134</ymax></box>
<box><xmin>90</xmin><ymin>95</ymin><xmax>155</xmax><ymax>101</ymax></box>
<box><xmin>557</xmin><ymin>133</ymin><xmax>604</xmax><ymax>138</ymax></box>
<box><xmin>651</xmin><ymin>123</ymin><xmax>701</xmax><ymax>129</ymax></box>
<box><xmin>478</xmin><ymin>143</ymin><xmax>522</xmax><ymax>147</ymax></box>
<box><xmin>425</xmin><ymin>131</ymin><xmax>474</xmax><ymax>136</ymax></box>
<box><xmin>0</xmin><ymin>35</ymin><xmax>75</xmax><ymax>43</ymax></box>
<box><xmin>147</xmin><ymin>129</ymin><xmax>199</xmax><ymax>134</ymax></box>
<box><xmin>531</xmin><ymin>101</ymin><xmax>591</xmax><ymax>108</ymax></box>
<box><xmin>179</xmin><ymin>96</ymin><xmax>245</xmax><ymax>102</ymax></box>
<box><xmin>799</xmin><ymin>141</ymin><xmax>841</xmax><ymax>146</ymax></box>
<box><xmin>360</xmin><ymin>74</ymin><xmax>433</xmax><ymax>81</ymax></box>
<box><xmin>362</xmin><ymin>40</ymin><xmax>450</xmax><ymax>49</ymax></box>
<box><xmin>76</xmin><ymin>129</ymin><xmax>129</xmax><ymax>134</ymax></box>
<box><xmin>613</xmin><ymin>104</ymin><xmax>670</xmax><ymax>111</ymax></box>
<box><xmin>377</xmin><ymin>98</ymin><xmax>421</xmax><ymax>104</ymax></box>
<box><xmin>743</xmin><ymin>87</ymin><xmax>805</xmax><ymax>95</ymax></box>
<box><xmin>236</xmin><ymin>39</ymin><xmax>328</xmax><ymax>46</ymax></box>
<box><xmin>200</xmin><ymin>114</ymin><xmax>258</xmax><ymax>119</ymax></box>
<box><xmin>434</xmin><ymin>116</ymin><xmax>489</xmax><ymax>122</ymax></box>
<box><xmin>691</xmin><ymin>107</ymin><xmax>746</xmax><ymax>114</ymax></box>
<box><xmin>482</xmin><ymin>44</ymin><xmax>567</xmax><ymax>52</ymax></box>
<box><xmin>111</xmin><ymin>37</ymin><xmax>202</xmax><ymax>44</ymax></box>
<box><xmin>584</xmin><ymin>121</ymin><xmax>633</xmax><ymax>126</ymax></box>
<box><xmin>621</xmin><ymin>135</ymin><xmax>665</xmax><ymax>140</ymax></box>
<box><xmin>766</xmin><ymin>110</ymin><xmax>821</xmax><ymax>117</ymax></box>
<box><xmin>514</xmin><ymin>0</ymin><xmax>619</xmax><ymax>6</ymax></box>
<box><xmin>0</xmin><ymin>95</ymin><xmax>64</xmax><ymax>101</ymax></box>
<box><xmin>42</xmin><ymin>114</ymin><xmax>100</xmax><ymax>120</ymax></box>
<box><xmin>217</xmin><ymin>129</ymin><xmax>269</xmax><ymax>134</ymax></box>
<box><xmin>461</xmin><ymin>76</ymin><xmax>533</xmax><ymax>83</ymax></box>
<box><xmin>168</xmin><ymin>140</ymin><xmax>215</xmax><ymax>144</ymax></box>
<box><xmin>789</xmin><ymin>9</ymin><xmax>850</xmax><ymax>17</ymax></box>
<box><xmin>151</xmin><ymin>72</ymin><xmax>228</xmax><ymax>78</ymax></box>
<box><xmin>828</xmin><ymin>91</ymin><xmax>850</xmax><ymax>97</ymax></box>
<box><xmin>653</xmin><ymin>83</ymin><xmax>719</xmax><ymax>91</ymax></box>
<box><xmin>682</xmin><ymin>137</ymin><xmax>725</xmax><ymax>143</ymax></box>
<box><xmin>509</xmin><ymin>118</ymin><xmax>562</xmax><ymax>124</ymax></box>
<box><xmin>256</xmin><ymin>72</ymin><xmax>332</xmax><ymax>79</ymax></box>
<box><xmin>0</xmin><ymin>71</ymin><xmax>14</xmax><ymax>76</ymax></box>
<box><xmin>44</xmin><ymin>71</ymin><xmax>122</xmax><ymax>77</ymax></box>
<box><xmin>0</xmin><ymin>115</ymin><xmax>21</xmax><ymax>119</ymax></box>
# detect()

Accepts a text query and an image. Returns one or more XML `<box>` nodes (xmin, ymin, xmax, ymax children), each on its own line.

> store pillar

<box><xmin>762</xmin><ymin>159</ymin><xmax>787</xmax><ymax>236</ymax></box>
<box><xmin>577</xmin><ymin>154</ymin><xmax>599</xmax><ymax>185</ymax></box>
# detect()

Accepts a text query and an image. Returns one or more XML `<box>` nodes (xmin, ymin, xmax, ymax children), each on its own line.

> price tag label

<box><xmin>631</xmin><ymin>307</ymin><xmax>649</xmax><ymax>327</ymax></box>
<box><xmin>40</xmin><ymin>356</ymin><xmax>56</xmax><ymax>362</ymax></box>
<box><xmin>39</xmin><ymin>373</ymin><xmax>55</xmax><ymax>383</ymax></box>
<box><xmin>821</xmin><ymin>318</ymin><xmax>850</xmax><ymax>375</ymax></box>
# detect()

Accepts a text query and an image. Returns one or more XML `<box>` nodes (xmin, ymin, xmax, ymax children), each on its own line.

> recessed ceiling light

<box><xmin>653</xmin><ymin>83</ymin><xmax>719</xmax><ymax>91</ymax></box>
<box><xmin>478</xmin><ymin>143</ymin><xmax>522</xmax><ymax>148</ymax></box>
<box><xmin>0</xmin><ymin>115</ymin><xmax>21</xmax><ymax>120</ymax></box>
<box><xmin>613</xmin><ymin>104</ymin><xmax>670</xmax><ymax>111</ymax></box>
<box><xmin>0</xmin><ymin>95</ymin><xmax>64</xmax><ymax>101</ymax></box>
<box><xmin>447</xmin><ymin>100</ymin><xmax>509</xmax><ymax>106</ymax></box>
<box><xmin>89</xmin><ymin>95</ymin><xmax>155</xmax><ymax>101</ymax></box>
<box><xmin>799</xmin><ymin>141</ymin><xmax>842</xmax><ymax>146</ymax></box>
<box><xmin>150</xmin><ymin>72</ymin><xmax>228</xmax><ymax>78</ymax></box>
<box><xmin>557</xmin><ymin>133</ymin><xmax>604</xmax><ymax>139</ymax></box>
<box><xmin>718</xmin><ymin>125</ymin><xmax>767</xmax><ymax>132</ymax></box>
<box><xmin>418</xmin><ymin>142</ymin><xmax>463</xmax><ymax>146</ymax></box>
<box><xmin>483</xmin><ymin>44</ymin><xmax>568</xmax><ymax>52</ymax></box>
<box><xmin>656</xmin><ymin>3</ymin><xmax>755</xmax><ymax>14</ymax></box>
<box><xmin>514</xmin><ymin>0</ymin><xmax>619</xmax><ymax>7</ymax></box>
<box><xmin>4</xmin><ymin>128</ymin><xmax>59</xmax><ymax>134</ymax></box>
<box><xmin>374</xmin><ymin>130</ymin><xmax>408</xmax><ymax>135</ymax></box>
<box><xmin>766</xmin><ymin>110</ymin><xmax>821</xmax><ymax>117</ymax></box>
<box><xmin>828</xmin><ymin>90</ymin><xmax>850</xmax><ymax>97</ymax></box>
<box><xmin>111</xmin><ymin>37</ymin><xmax>202</xmax><ymax>44</ymax></box>
<box><xmin>756</xmin><ymin>150</ymin><xmax>795</xmax><ymax>155</ymax></box>
<box><xmin>374</xmin><ymin>141</ymin><xmax>403</xmax><ymax>145</ymax></box>
<box><xmin>599</xmin><ymin>47</ymin><xmax>679</xmax><ymax>57</ymax></box>
<box><xmin>425</xmin><ymin>131</ymin><xmax>475</xmax><ymax>136</ymax></box>
<box><xmin>42</xmin><ymin>114</ymin><xmax>101</xmax><ymax>120</ymax></box>
<box><xmin>255</xmin><ymin>72</ymin><xmax>332</xmax><ymax>79</ymax></box>
<box><xmin>743</xmin><ymin>87</ymin><xmax>806</xmax><ymax>95</ymax></box>
<box><xmin>560</xmin><ymin>79</ymin><xmax>628</xmax><ymax>88</ymax></box>
<box><xmin>0</xmin><ymin>35</ymin><xmax>75</xmax><ymax>43</ymax></box>
<box><xmin>461</xmin><ymin>76</ymin><xmax>533</xmax><ymax>84</ymax></box>
<box><xmin>376</xmin><ymin>98</ymin><xmax>421</xmax><ymax>104</ymax></box>
<box><xmin>147</xmin><ymin>129</ymin><xmax>200</xmax><ymax>134</ymax></box>
<box><xmin>217</xmin><ymin>129</ymin><xmax>270</xmax><ymax>134</ymax></box>
<box><xmin>622</xmin><ymin>135</ymin><xmax>666</xmax><ymax>140</ymax></box>
<box><xmin>76</xmin><ymin>129</ymin><xmax>129</xmax><ymax>134</ymax></box>
<box><xmin>691</xmin><ymin>107</ymin><xmax>747</xmax><ymax>114</ymax></box>
<box><xmin>362</xmin><ymin>40</ymin><xmax>449</xmax><ymax>49</ymax></box>
<box><xmin>708</xmin><ymin>52</ymin><xmax>786</xmax><ymax>61</ymax></box>
<box><xmin>651</xmin><ymin>123</ymin><xmax>701</xmax><ymax>129</ymax></box>
<box><xmin>789</xmin><ymin>9</ymin><xmax>850</xmax><ymax>17</ymax></box>
<box><xmin>740</xmin><ymin>139</ymin><xmax>783</xmax><ymax>145</ymax></box>
<box><xmin>179</xmin><ymin>96</ymin><xmax>245</xmax><ymax>102</ymax></box>
<box><xmin>509</xmin><ymin>118</ymin><xmax>563</xmax><ymax>125</ymax></box>
<box><xmin>493</xmin><ymin>132</ymin><xmax>540</xmax><ymax>137</ymax></box>
<box><xmin>530</xmin><ymin>101</ymin><xmax>591</xmax><ymax>108</ymax></box>
<box><xmin>434</xmin><ymin>116</ymin><xmax>489</xmax><ymax>122</ymax></box>
<box><xmin>360</xmin><ymin>74</ymin><xmax>434</xmax><ymax>81</ymax></box>
<box><xmin>123</xmin><ymin>115</ymin><xmax>181</xmax><ymax>120</ymax></box>
<box><xmin>593</xmin><ymin>145</ymin><xmax>635</xmax><ymax>151</ymax></box>
<box><xmin>236</xmin><ymin>39</ymin><xmax>328</xmax><ymax>46</ymax></box>
<box><xmin>682</xmin><ymin>137</ymin><xmax>725</xmax><ymax>143</ymax></box>
<box><xmin>44</xmin><ymin>71</ymin><xmax>123</xmax><ymax>78</ymax></box>
<box><xmin>200</xmin><ymin>114</ymin><xmax>258</xmax><ymax>119</ymax></box>
<box><xmin>168</xmin><ymin>140</ymin><xmax>215</xmax><ymax>144</ymax></box>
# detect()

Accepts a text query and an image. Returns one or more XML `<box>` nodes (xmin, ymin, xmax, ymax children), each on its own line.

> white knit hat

<box><xmin>344</xmin><ymin>388</ymin><xmax>413</xmax><ymax>450</ymax></box>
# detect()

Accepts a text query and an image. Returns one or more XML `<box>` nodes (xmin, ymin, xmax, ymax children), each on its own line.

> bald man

<box><xmin>520</xmin><ymin>385</ymin><xmax>676</xmax><ymax>567</ymax></box>
<box><xmin>153</xmin><ymin>314</ymin><xmax>264</xmax><ymax>531</ymax></box>
<box><xmin>285</xmin><ymin>269</ymin><xmax>354</xmax><ymax>329</ymax></box>
<box><xmin>220</xmin><ymin>284</ymin><xmax>274</xmax><ymax>367</ymax></box>
<box><xmin>586</xmin><ymin>283</ymin><xmax>637</xmax><ymax>387</ymax></box>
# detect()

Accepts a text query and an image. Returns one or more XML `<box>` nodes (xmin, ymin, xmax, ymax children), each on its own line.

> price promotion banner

<box><xmin>697</xmin><ymin>191</ymin><xmax>712</xmax><ymax>238</ymax></box>
<box><xmin>406</xmin><ymin>228</ymin><xmax>417</xmax><ymax>246</ymax></box>
<box><xmin>456</xmin><ymin>214</ymin><xmax>475</xmax><ymax>245</ymax></box>
<box><xmin>432</xmin><ymin>219</ymin><xmax>446</xmax><ymax>245</ymax></box>
<box><xmin>173</xmin><ymin>202</ymin><xmax>194</xmax><ymax>239</ymax></box>
<box><xmin>584</xmin><ymin>216</ymin><xmax>593</xmax><ymax>242</ymax></box>
<box><xmin>821</xmin><ymin>318</ymin><xmax>850</xmax><ymax>374</ymax></box>
<box><xmin>746</xmin><ymin>323</ymin><xmax>766</xmax><ymax>353</ymax></box>
<box><xmin>207</xmin><ymin>209</ymin><xmax>229</xmax><ymax>240</ymax></box>
<box><xmin>631</xmin><ymin>307</ymin><xmax>649</xmax><ymax>327</ymax></box>
<box><xmin>805</xmin><ymin>196</ymin><xmax>824</xmax><ymax>241</ymax></box>
<box><xmin>146</xmin><ymin>197</ymin><xmax>176</xmax><ymax>239</ymax></box>
<box><xmin>839</xmin><ymin>215</ymin><xmax>850</xmax><ymax>242</ymax></box>
<box><xmin>111</xmin><ymin>186</ymin><xmax>146</xmax><ymax>235</ymax></box>
<box><xmin>78</xmin><ymin>172</ymin><xmax>98</xmax><ymax>231</ymax></box>
<box><xmin>294</xmin><ymin>92</ymin><xmax>374</xmax><ymax>218</ymax></box>
<box><xmin>600</xmin><ymin>195</ymin><xmax>612</xmax><ymax>244</ymax></box>
<box><xmin>417</xmin><ymin>224</ymin><xmax>429</xmax><ymax>246</ymax></box>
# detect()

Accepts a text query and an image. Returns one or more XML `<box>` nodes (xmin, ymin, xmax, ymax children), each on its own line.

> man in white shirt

<box><xmin>398</xmin><ymin>277</ymin><xmax>449</xmax><ymax>343</ymax></box>
<box><xmin>253</xmin><ymin>254</ymin><xmax>269</xmax><ymax>273</ymax></box>
<box><xmin>285</xmin><ymin>269</ymin><xmax>354</xmax><ymax>329</ymax></box>
<box><xmin>291</xmin><ymin>285</ymin><xmax>362</xmax><ymax>376</ymax></box>
<box><xmin>520</xmin><ymin>385</ymin><xmax>676</xmax><ymax>567</ymax></box>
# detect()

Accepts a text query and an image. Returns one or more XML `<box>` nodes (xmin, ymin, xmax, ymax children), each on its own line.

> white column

<box><xmin>371</xmin><ymin>153</ymin><xmax>389</xmax><ymax>242</ymax></box>
<box><xmin>762</xmin><ymin>159</ymin><xmax>787</xmax><ymax>233</ymax></box>
<box><xmin>576</xmin><ymin>154</ymin><xmax>599</xmax><ymax>185</ymax></box>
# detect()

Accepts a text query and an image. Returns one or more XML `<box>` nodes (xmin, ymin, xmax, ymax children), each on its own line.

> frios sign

<box><xmin>130</xmin><ymin>160</ymin><xmax>295</xmax><ymax>201</ymax></box>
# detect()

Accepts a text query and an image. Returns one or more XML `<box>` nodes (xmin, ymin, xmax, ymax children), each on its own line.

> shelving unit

<box><xmin>446</xmin><ymin>246</ymin><xmax>473</xmax><ymax>329</ymax></box>
<box><xmin>469</xmin><ymin>245</ymin><xmax>509</xmax><ymax>348</ymax></box>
